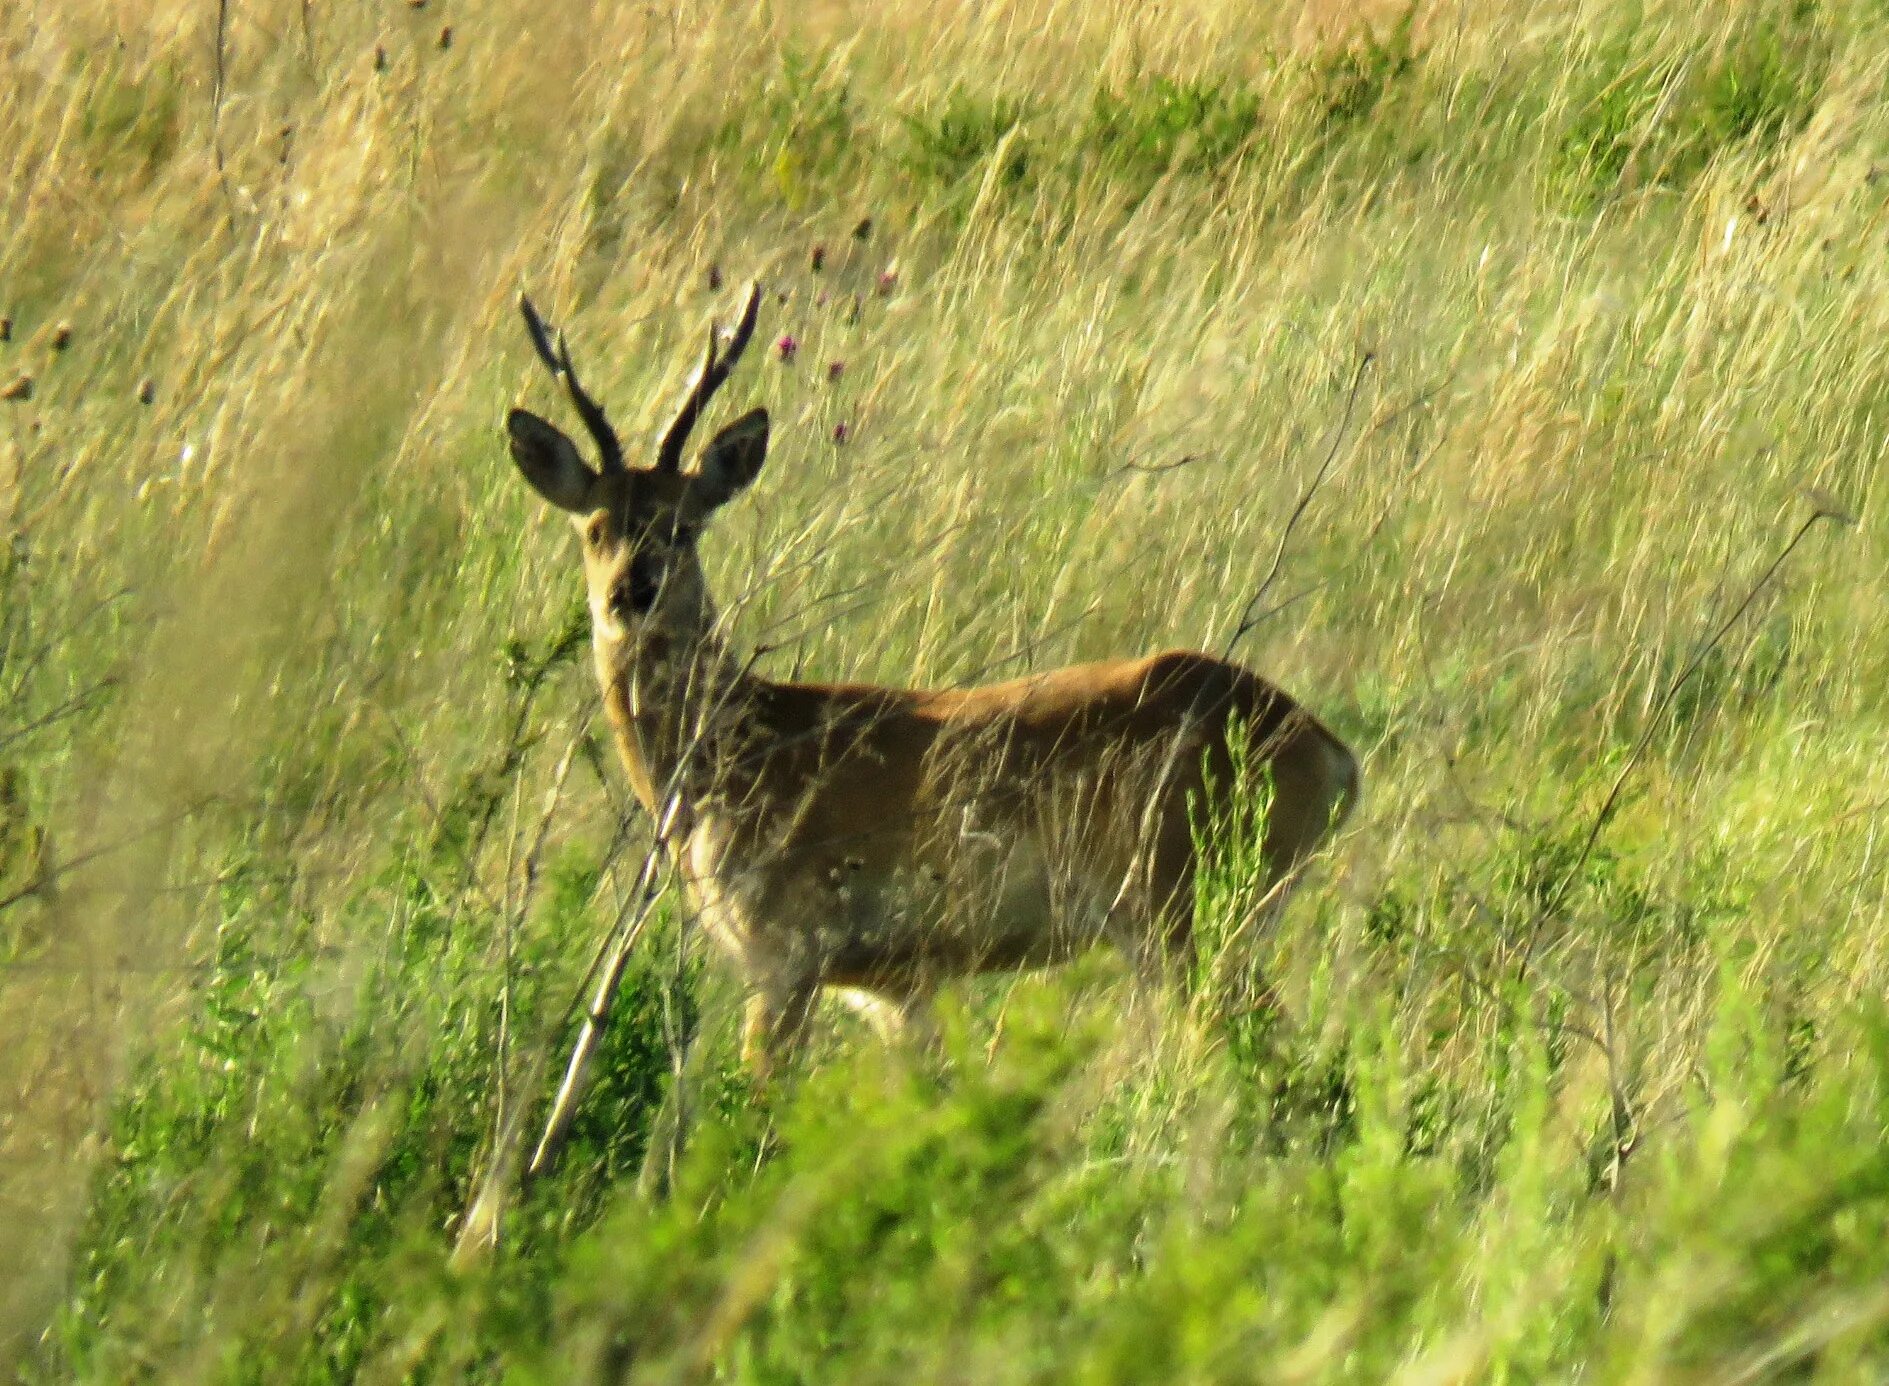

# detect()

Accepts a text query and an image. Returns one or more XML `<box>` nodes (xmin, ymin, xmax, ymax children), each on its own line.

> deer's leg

<box><xmin>741</xmin><ymin>980</ymin><xmax>817</xmax><ymax>1079</ymax></box>
<box><xmin>833</xmin><ymin>987</ymin><xmax>908</xmax><ymax>1042</ymax></box>
<box><xmin>833</xmin><ymin>983</ymin><xmax>940</xmax><ymax>1052</ymax></box>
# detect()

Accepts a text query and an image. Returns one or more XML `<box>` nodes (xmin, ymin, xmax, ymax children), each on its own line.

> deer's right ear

<box><xmin>690</xmin><ymin>408</ymin><xmax>770</xmax><ymax>513</ymax></box>
<box><xmin>507</xmin><ymin>408</ymin><xmax>598</xmax><ymax>513</ymax></box>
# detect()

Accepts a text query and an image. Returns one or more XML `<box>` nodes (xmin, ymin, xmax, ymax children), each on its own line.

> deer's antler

<box><xmin>655</xmin><ymin>281</ymin><xmax>763</xmax><ymax>474</ymax></box>
<box><xmin>518</xmin><ymin>295</ymin><xmax>623</xmax><ymax>474</ymax></box>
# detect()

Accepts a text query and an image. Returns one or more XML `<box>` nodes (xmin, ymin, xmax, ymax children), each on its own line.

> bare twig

<box><xmin>211</xmin><ymin>0</ymin><xmax>237</xmax><ymax>220</ymax></box>
<box><xmin>1224</xmin><ymin>350</ymin><xmax>1375</xmax><ymax>655</ymax></box>
<box><xmin>0</xmin><ymin>678</ymin><xmax>118</xmax><ymax>754</ymax></box>
<box><xmin>952</xmin><ymin>599</ymin><xmax>1103</xmax><ymax>686</ymax></box>
<box><xmin>454</xmin><ymin>607</ymin><xmax>775</xmax><ymax>1258</ymax></box>
<box><xmin>493</xmin><ymin>733</ymin><xmax>585</xmax><ymax>1152</ymax></box>
<box><xmin>4</xmin><ymin>586</ymin><xmax>134</xmax><ymax>703</ymax></box>
<box><xmin>452</xmin><ymin>821</ymin><xmax>675</xmax><ymax>1265</ymax></box>
<box><xmin>1518</xmin><ymin>503</ymin><xmax>1851</xmax><ymax>981</ymax></box>
<box><xmin>0</xmin><ymin>794</ymin><xmax>221</xmax><ymax>915</ymax></box>
<box><xmin>523</xmin><ymin>828</ymin><xmax>676</xmax><ymax>1178</ymax></box>
<box><xmin>1229</xmin><ymin>425</ymin><xmax>1446</xmax><ymax>637</ymax></box>
<box><xmin>1109</xmin><ymin>452</ymin><xmax>1211</xmax><ymax>479</ymax></box>
<box><xmin>457</xmin><ymin>543</ymin><xmax>842</xmax><ymax>1258</ymax></box>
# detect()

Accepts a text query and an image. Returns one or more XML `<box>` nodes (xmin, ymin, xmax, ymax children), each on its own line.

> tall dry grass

<box><xmin>2</xmin><ymin>0</ymin><xmax>1886</xmax><ymax>1377</ymax></box>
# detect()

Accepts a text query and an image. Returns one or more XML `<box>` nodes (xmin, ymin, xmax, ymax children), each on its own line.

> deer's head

<box><xmin>505</xmin><ymin>283</ymin><xmax>768</xmax><ymax>647</ymax></box>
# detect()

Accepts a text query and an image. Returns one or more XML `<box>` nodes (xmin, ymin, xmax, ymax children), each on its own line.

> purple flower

<box><xmin>876</xmin><ymin>268</ymin><xmax>898</xmax><ymax>296</ymax></box>
<box><xmin>827</xmin><ymin>360</ymin><xmax>846</xmax><ymax>382</ymax></box>
<box><xmin>810</xmin><ymin>243</ymin><xmax>827</xmax><ymax>272</ymax></box>
<box><xmin>775</xmin><ymin>334</ymin><xmax>798</xmax><ymax>363</ymax></box>
<box><xmin>832</xmin><ymin>421</ymin><xmax>851</xmax><ymax>444</ymax></box>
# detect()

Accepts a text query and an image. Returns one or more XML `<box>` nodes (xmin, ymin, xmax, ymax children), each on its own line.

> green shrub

<box><xmin>1084</xmin><ymin>77</ymin><xmax>1265</xmax><ymax>183</ymax></box>
<box><xmin>1303</xmin><ymin>9</ymin><xmax>1418</xmax><ymax>129</ymax></box>
<box><xmin>80</xmin><ymin>62</ymin><xmax>181</xmax><ymax>177</ymax></box>
<box><xmin>897</xmin><ymin>88</ymin><xmax>1032</xmax><ymax>189</ymax></box>
<box><xmin>1550</xmin><ymin>10</ymin><xmax>1827</xmax><ymax>206</ymax></box>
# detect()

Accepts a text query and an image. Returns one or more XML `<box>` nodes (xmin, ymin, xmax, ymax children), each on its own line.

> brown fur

<box><xmin>505</xmin><ymin>287</ymin><xmax>1360</xmax><ymax>1072</ymax></box>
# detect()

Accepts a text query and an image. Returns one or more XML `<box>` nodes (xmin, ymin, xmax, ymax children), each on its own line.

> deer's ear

<box><xmin>507</xmin><ymin>408</ymin><xmax>598</xmax><ymax>513</ymax></box>
<box><xmin>690</xmin><ymin>408</ymin><xmax>769</xmax><ymax>513</ymax></box>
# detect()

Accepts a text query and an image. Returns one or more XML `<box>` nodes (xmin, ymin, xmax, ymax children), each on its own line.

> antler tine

<box><xmin>724</xmin><ymin>278</ymin><xmax>763</xmax><ymax>363</ymax></box>
<box><xmin>519</xmin><ymin>294</ymin><xmax>561</xmax><ymax>374</ymax></box>
<box><xmin>516</xmin><ymin>294</ymin><xmax>624</xmax><ymax>473</ymax></box>
<box><xmin>655</xmin><ymin>280</ymin><xmax>764</xmax><ymax>474</ymax></box>
<box><xmin>553</xmin><ymin>329</ymin><xmax>623</xmax><ymax>473</ymax></box>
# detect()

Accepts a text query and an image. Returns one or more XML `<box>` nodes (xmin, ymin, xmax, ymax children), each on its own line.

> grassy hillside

<box><xmin>4</xmin><ymin>0</ymin><xmax>1888</xmax><ymax>1378</ymax></box>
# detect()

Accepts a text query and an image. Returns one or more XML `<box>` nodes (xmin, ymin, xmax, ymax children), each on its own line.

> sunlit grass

<box><xmin>3</xmin><ymin>0</ymin><xmax>1887</xmax><ymax>1378</ymax></box>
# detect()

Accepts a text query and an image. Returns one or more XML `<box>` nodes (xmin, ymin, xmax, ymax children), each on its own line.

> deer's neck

<box><xmin>595</xmin><ymin>619</ymin><xmax>757</xmax><ymax>834</ymax></box>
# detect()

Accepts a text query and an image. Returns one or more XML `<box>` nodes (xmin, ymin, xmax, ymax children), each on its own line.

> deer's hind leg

<box><xmin>741</xmin><ymin>980</ymin><xmax>818</xmax><ymax>1079</ymax></box>
<box><xmin>830</xmin><ymin>986</ymin><xmax>921</xmax><ymax>1042</ymax></box>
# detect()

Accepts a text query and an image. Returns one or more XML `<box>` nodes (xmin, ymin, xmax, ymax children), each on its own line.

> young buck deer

<box><xmin>504</xmin><ymin>282</ymin><xmax>1359</xmax><ymax>1073</ymax></box>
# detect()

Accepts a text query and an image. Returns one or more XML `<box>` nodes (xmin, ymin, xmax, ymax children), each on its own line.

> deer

<box><xmin>503</xmin><ymin>281</ymin><xmax>1360</xmax><ymax>1075</ymax></box>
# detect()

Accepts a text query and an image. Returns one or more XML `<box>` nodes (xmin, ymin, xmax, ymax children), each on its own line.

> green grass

<box><xmin>5</xmin><ymin>0</ymin><xmax>1889</xmax><ymax>1379</ymax></box>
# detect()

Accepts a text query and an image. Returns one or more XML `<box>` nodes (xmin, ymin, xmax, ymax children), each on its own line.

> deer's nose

<box><xmin>616</xmin><ymin>556</ymin><xmax>663</xmax><ymax>616</ymax></box>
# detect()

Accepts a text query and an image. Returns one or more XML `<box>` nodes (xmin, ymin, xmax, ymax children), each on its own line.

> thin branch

<box><xmin>950</xmin><ymin>599</ymin><xmax>1102</xmax><ymax>687</ymax></box>
<box><xmin>1237</xmin><ymin>413</ymin><xmax>1448</xmax><ymax>637</ymax></box>
<box><xmin>523</xmin><ymin>794</ymin><xmax>682</xmax><ymax>1176</ymax></box>
<box><xmin>211</xmin><ymin>0</ymin><xmax>237</xmax><ymax>221</ymax></box>
<box><xmin>5</xmin><ymin>586</ymin><xmax>135</xmax><ymax>703</ymax></box>
<box><xmin>0</xmin><ymin>794</ymin><xmax>222</xmax><ymax>916</ymax></box>
<box><xmin>452</xmin><ymin>826</ymin><xmax>674</xmax><ymax>1265</ymax></box>
<box><xmin>1109</xmin><ymin>452</ymin><xmax>1211</xmax><ymax>479</ymax></box>
<box><xmin>493</xmin><ymin>732</ymin><xmax>584</xmax><ymax>1156</ymax></box>
<box><xmin>1519</xmin><ymin>505</ymin><xmax>1851</xmax><ymax>981</ymax></box>
<box><xmin>453</xmin><ymin>595</ymin><xmax>784</xmax><ymax>1260</ymax></box>
<box><xmin>0</xmin><ymin>678</ymin><xmax>118</xmax><ymax>754</ymax></box>
<box><xmin>1224</xmin><ymin>350</ymin><xmax>1374</xmax><ymax>655</ymax></box>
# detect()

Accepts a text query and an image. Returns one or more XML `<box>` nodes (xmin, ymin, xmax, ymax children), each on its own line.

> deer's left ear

<box><xmin>690</xmin><ymin>408</ymin><xmax>770</xmax><ymax>513</ymax></box>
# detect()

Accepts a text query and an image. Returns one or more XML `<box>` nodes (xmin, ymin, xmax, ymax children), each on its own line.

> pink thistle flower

<box><xmin>827</xmin><ymin>360</ymin><xmax>846</xmax><ymax>382</ymax></box>
<box><xmin>832</xmin><ymin>421</ymin><xmax>851</xmax><ymax>444</ymax></box>
<box><xmin>775</xmin><ymin>333</ymin><xmax>798</xmax><ymax>363</ymax></box>
<box><xmin>876</xmin><ymin>268</ymin><xmax>898</xmax><ymax>296</ymax></box>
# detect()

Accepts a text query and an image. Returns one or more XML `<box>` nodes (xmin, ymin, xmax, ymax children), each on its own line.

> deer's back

<box><xmin>682</xmin><ymin>651</ymin><xmax>1356</xmax><ymax>985</ymax></box>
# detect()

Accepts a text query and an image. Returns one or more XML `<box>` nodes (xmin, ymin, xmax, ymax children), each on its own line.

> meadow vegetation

<box><xmin>3</xmin><ymin>0</ymin><xmax>1888</xmax><ymax>1378</ymax></box>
